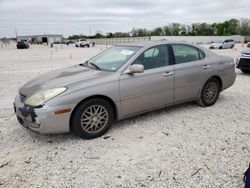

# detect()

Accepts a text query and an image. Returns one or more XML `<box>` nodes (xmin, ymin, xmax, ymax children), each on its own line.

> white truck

<box><xmin>75</xmin><ymin>39</ymin><xmax>90</xmax><ymax>48</ymax></box>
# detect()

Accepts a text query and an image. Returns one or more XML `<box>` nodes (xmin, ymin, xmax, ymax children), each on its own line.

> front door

<box><xmin>119</xmin><ymin>45</ymin><xmax>174</xmax><ymax>117</ymax></box>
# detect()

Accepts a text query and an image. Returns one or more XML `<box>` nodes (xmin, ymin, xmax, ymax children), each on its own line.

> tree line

<box><xmin>68</xmin><ymin>18</ymin><xmax>250</xmax><ymax>39</ymax></box>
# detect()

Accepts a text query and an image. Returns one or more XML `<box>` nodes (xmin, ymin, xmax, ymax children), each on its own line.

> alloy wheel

<box><xmin>80</xmin><ymin>105</ymin><xmax>109</xmax><ymax>134</ymax></box>
<box><xmin>203</xmin><ymin>82</ymin><xmax>218</xmax><ymax>104</ymax></box>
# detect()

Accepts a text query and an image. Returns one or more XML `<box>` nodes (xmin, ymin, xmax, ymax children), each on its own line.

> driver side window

<box><xmin>132</xmin><ymin>45</ymin><xmax>169</xmax><ymax>70</ymax></box>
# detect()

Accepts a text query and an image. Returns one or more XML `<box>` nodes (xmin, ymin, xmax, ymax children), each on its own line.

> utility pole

<box><xmin>0</xmin><ymin>32</ymin><xmax>2</xmax><ymax>48</ymax></box>
<box><xmin>15</xmin><ymin>28</ymin><xmax>18</xmax><ymax>40</ymax></box>
<box><xmin>89</xmin><ymin>26</ymin><xmax>91</xmax><ymax>37</ymax></box>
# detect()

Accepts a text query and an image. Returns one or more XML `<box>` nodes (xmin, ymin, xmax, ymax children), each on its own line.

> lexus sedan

<box><xmin>14</xmin><ymin>41</ymin><xmax>236</xmax><ymax>139</ymax></box>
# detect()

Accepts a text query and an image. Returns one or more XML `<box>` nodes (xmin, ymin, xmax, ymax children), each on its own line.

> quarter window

<box><xmin>198</xmin><ymin>49</ymin><xmax>206</xmax><ymax>59</ymax></box>
<box><xmin>172</xmin><ymin>44</ymin><xmax>202</xmax><ymax>64</ymax></box>
<box><xmin>132</xmin><ymin>45</ymin><xmax>169</xmax><ymax>70</ymax></box>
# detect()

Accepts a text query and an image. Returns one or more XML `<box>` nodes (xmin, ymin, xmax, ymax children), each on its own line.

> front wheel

<box><xmin>71</xmin><ymin>98</ymin><xmax>114</xmax><ymax>139</ymax></box>
<box><xmin>197</xmin><ymin>78</ymin><xmax>221</xmax><ymax>107</ymax></box>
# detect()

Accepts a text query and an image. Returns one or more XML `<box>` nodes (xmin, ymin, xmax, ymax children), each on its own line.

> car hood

<box><xmin>19</xmin><ymin>65</ymin><xmax>110</xmax><ymax>97</ymax></box>
<box><xmin>211</xmin><ymin>42</ymin><xmax>221</xmax><ymax>46</ymax></box>
<box><xmin>241</xmin><ymin>48</ymin><xmax>250</xmax><ymax>54</ymax></box>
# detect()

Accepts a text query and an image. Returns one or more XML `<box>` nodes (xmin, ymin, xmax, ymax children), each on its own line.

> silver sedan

<box><xmin>14</xmin><ymin>41</ymin><xmax>236</xmax><ymax>139</ymax></box>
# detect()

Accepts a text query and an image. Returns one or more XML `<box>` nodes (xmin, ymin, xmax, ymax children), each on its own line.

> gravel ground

<box><xmin>0</xmin><ymin>43</ymin><xmax>249</xmax><ymax>187</ymax></box>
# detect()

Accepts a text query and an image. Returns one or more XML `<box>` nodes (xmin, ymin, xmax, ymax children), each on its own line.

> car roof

<box><xmin>116</xmin><ymin>40</ymin><xmax>216</xmax><ymax>57</ymax></box>
<box><xmin>117</xmin><ymin>40</ymin><xmax>201</xmax><ymax>48</ymax></box>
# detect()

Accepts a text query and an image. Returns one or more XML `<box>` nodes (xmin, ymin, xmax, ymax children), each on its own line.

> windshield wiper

<box><xmin>79</xmin><ymin>61</ymin><xmax>88</xmax><ymax>67</ymax></box>
<box><xmin>89</xmin><ymin>62</ymin><xmax>102</xmax><ymax>70</ymax></box>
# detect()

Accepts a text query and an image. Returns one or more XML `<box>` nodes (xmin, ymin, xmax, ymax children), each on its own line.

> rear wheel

<box><xmin>230</xmin><ymin>45</ymin><xmax>234</xmax><ymax>49</ymax></box>
<box><xmin>241</xmin><ymin>69</ymin><xmax>250</xmax><ymax>73</ymax></box>
<box><xmin>71</xmin><ymin>98</ymin><xmax>114</xmax><ymax>139</ymax></box>
<box><xmin>197</xmin><ymin>78</ymin><xmax>221</xmax><ymax>107</ymax></box>
<box><xmin>219</xmin><ymin>46</ymin><xmax>222</xmax><ymax>49</ymax></box>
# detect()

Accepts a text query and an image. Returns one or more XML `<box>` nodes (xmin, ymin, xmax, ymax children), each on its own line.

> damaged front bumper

<box><xmin>14</xmin><ymin>95</ymin><xmax>75</xmax><ymax>134</ymax></box>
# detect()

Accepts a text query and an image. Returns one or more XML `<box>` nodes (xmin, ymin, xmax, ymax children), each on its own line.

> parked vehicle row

<box><xmin>14</xmin><ymin>41</ymin><xmax>236</xmax><ymax>139</ymax></box>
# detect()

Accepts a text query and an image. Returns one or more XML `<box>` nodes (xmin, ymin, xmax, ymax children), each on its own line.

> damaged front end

<box><xmin>14</xmin><ymin>94</ymin><xmax>43</xmax><ymax>131</ymax></box>
<box><xmin>13</xmin><ymin>94</ymin><xmax>74</xmax><ymax>134</ymax></box>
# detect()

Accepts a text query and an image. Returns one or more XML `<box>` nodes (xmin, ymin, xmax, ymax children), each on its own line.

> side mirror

<box><xmin>128</xmin><ymin>64</ymin><xmax>144</xmax><ymax>74</ymax></box>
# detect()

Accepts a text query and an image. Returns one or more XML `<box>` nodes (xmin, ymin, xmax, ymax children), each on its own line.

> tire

<box><xmin>197</xmin><ymin>78</ymin><xmax>221</xmax><ymax>107</ymax></box>
<box><xmin>75</xmin><ymin>44</ymin><xmax>78</xmax><ymax>47</ymax></box>
<box><xmin>241</xmin><ymin>69</ymin><xmax>250</xmax><ymax>73</ymax></box>
<box><xmin>219</xmin><ymin>46</ymin><xmax>222</xmax><ymax>49</ymax></box>
<box><xmin>71</xmin><ymin>98</ymin><xmax>114</xmax><ymax>139</ymax></box>
<box><xmin>230</xmin><ymin>45</ymin><xmax>234</xmax><ymax>49</ymax></box>
<box><xmin>87</xmin><ymin>45</ymin><xmax>90</xmax><ymax>48</ymax></box>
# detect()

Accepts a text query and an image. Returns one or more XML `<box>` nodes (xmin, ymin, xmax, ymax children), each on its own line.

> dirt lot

<box><xmin>0</xmin><ymin>43</ymin><xmax>249</xmax><ymax>187</ymax></box>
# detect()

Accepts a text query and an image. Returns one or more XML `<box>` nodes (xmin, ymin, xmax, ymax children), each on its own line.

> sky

<box><xmin>0</xmin><ymin>0</ymin><xmax>250</xmax><ymax>38</ymax></box>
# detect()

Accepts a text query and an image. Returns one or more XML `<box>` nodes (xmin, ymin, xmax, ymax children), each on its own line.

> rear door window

<box><xmin>172</xmin><ymin>44</ymin><xmax>201</xmax><ymax>64</ymax></box>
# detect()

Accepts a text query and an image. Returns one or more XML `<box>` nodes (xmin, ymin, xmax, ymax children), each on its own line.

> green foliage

<box><xmin>67</xmin><ymin>18</ymin><xmax>250</xmax><ymax>39</ymax></box>
<box><xmin>240</xmin><ymin>18</ymin><xmax>250</xmax><ymax>35</ymax></box>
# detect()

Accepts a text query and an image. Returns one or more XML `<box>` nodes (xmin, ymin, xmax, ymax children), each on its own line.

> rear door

<box><xmin>171</xmin><ymin>44</ymin><xmax>211</xmax><ymax>103</ymax></box>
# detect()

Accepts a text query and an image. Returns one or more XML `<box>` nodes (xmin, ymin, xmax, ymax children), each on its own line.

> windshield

<box><xmin>87</xmin><ymin>46</ymin><xmax>141</xmax><ymax>71</ymax></box>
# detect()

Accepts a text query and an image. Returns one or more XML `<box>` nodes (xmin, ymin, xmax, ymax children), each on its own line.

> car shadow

<box><xmin>25</xmin><ymin>130</ymin><xmax>77</xmax><ymax>143</ymax></box>
<box><xmin>113</xmin><ymin>101</ymin><xmax>198</xmax><ymax>130</ymax></box>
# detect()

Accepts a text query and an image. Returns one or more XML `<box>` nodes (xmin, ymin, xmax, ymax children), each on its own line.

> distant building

<box><xmin>17</xmin><ymin>34</ymin><xmax>63</xmax><ymax>44</ymax></box>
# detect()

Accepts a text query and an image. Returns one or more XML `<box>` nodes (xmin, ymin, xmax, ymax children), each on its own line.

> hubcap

<box><xmin>204</xmin><ymin>82</ymin><xmax>218</xmax><ymax>103</ymax></box>
<box><xmin>80</xmin><ymin>105</ymin><xmax>108</xmax><ymax>133</ymax></box>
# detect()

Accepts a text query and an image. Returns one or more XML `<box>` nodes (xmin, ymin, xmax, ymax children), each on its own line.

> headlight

<box><xmin>236</xmin><ymin>53</ymin><xmax>242</xmax><ymax>65</ymax></box>
<box><xmin>24</xmin><ymin>87</ymin><xmax>66</xmax><ymax>106</ymax></box>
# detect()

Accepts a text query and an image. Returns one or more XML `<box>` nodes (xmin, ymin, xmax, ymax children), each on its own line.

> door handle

<box><xmin>202</xmin><ymin>65</ymin><xmax>211</xmax><ymax>69</ymax></box>
<box><xmin>163</xmin><ymin>72</ymin><xmax>173</xmax><ymax>76</ymax></box>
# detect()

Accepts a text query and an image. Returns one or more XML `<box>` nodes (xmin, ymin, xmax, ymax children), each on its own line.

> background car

<box><xmin>247</xmin><ymin>42</ymin><xmax>250</xmax><ymax>48</ymax></box>
<box><xmin>14</xmin><ymin>41</ymin><xmax>236</xmax><ymax>139</ymax></box>
<box><xmin>209</xmin><ymin>39</ymin><xmax>235</xmax><ymax>49</ymax></box>
<box><xmin>62</xmin><ymin>39</ymin><xmax>74</xmax><ymax>45</ymax></box>
<box><xmin>16</xmin><ymin>40</ymin><xmax>29</xmax><ymax>49</ymax></box>
<box><xmin>75</xmin><ymin>39</ymin><xmax>90</xmax><ymax>47</ymax></box>
<box><xmin>236</xmin><ymin>48</ymin><xmax>250</xmax><ymax>73</ymax></box>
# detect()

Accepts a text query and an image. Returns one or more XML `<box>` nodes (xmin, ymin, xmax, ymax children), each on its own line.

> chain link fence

<box><xmin>88</xmin><ymin>37</ymin><xmax>151</xmax><ymax>46</ymax></box>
